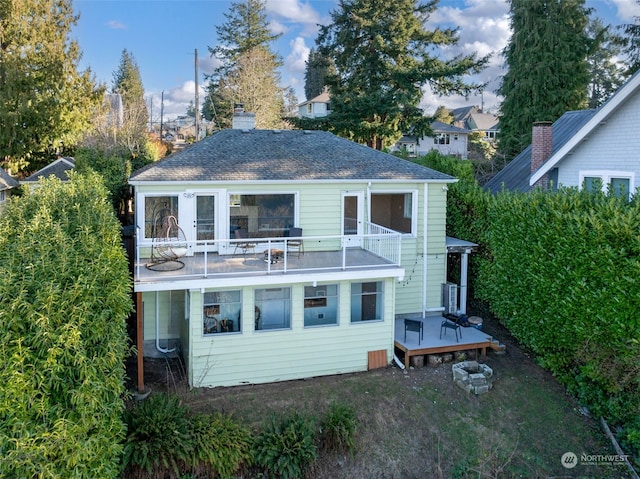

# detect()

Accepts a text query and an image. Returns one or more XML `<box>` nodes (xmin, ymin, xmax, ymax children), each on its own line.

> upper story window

<box><xmin>143</xmin><ymin>195</ymin><xmax>179</xmax><ymax>239</ymax></box>
<box><xmin>371</xmin><ymin>192</ymin><xmax>415</xmax><ymax>234</ymax></box>
<box><xmin>307</xmin><ymin>103</ymin><xmax>312</xmax><ymax>114</ymax></box>
<box><xmin>229</xmin><ymin>193</ymin><xmax>295</xmax><ymax>238</ymax></box>
<box><xmin>581</xmin><ymin>171</ymin><xmax>634</xmax><ymax>201</ymax></box>
<box><xmin>434</xmin><ymin>134</ymin><xmax>450</xmax><ymax>145</ymax></box>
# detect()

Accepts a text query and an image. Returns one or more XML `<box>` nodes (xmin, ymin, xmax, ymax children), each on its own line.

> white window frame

<box><xmin>139</xmin><ymin>194</ymin><xmax>180</xmax><ymax>240</ymax></box>
<box><xmin>227</xmin><ymin>191</ymin><xmax>299</xmax><ymax>239</ymax></box>
<box><xmin>369</xmin><ymin>190</ymin><xmax>418</xmax><ymax>236</ymax></box>
<box><xmin>579</xmin><ymin>170</ymin><xmax>634</xmax><ymax>199</ymax></box>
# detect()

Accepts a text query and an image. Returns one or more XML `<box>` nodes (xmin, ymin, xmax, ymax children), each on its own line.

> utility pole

<box><xmin>160</xmin><ymin>90</ymin><xmax>164</xmax><ymax>141</ymax></box>
<box><xmin>195</xmin><ymin>48</ymin><xmax>200</xmax><ymax>141</ymax></box>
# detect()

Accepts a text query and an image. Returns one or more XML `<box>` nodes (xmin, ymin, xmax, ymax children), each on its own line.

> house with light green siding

<box><xmin>129</xmin><ymin>124</ymin><xmax>457</xmax><ymax>388</ymax></box>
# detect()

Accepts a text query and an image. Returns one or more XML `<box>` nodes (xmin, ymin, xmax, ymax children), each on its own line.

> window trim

<box><xmin>202</xmin><ymin>290</ymin><xmax>242</xmax><ymax>336</ymax></box>
<box><xmin>304</xmin><ymin>284</ymin><xmax>339</xmax><ymax>328</ymax></box>
<box><xmin>350</xmin><ymin>281</ymin><xmax>384</xmax><ymax>323</ymax></box>
<box><xmin>227</xmin><ymin>191</ymin><xmax>299</xmax><ymax>239</ymax></box>
<box><xmin>369</xmin><ymin>190</ymin><xmax>418</xmax><ymax>236</ymax></box>
<box><xmin>139</xmin><ymin>194</ymin><xmax>180</xmax><ymax>240</ymax></box>
<box><xmin>579</xmin><ymin>170</ymin><xmax>634</xmax><ymax>199</ymax></box>
<box><xmin>254</xmin><ymin>287</ymin><xmax>292</xmax><ymax>331</ymax></box>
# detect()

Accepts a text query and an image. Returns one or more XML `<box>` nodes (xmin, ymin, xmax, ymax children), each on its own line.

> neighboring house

<box><xmin>485</xmin><ymin>69</ymin><xmax>640</xmax><ymax>197</ymax></box>
<box><xmin>393</xmin><ymin>121</ymin><xmax>470</xmax><ymax>159</ymax></box>
<box><xmin>451</xmin><ymin>105</ymin><xmax>499</xmax><ymax>142</ymax></box>
<box><xmin>0</xmin><ymin>168</ymin><xmax>19</xmax><ymax>210</ymax></box>
<box><xmin>298</xmin><ymin>91</ymin><xmax>332</xmax><ymax>118</ymax></box>
<box><xmin>129</xmin><ymin>120</ymin><xmax>459</xmax><ymax>388</ymax></box>
<box><xmin>21</xmin><ymin>157</ymin><xmax>75</xmax><ymax>187</ymax></box>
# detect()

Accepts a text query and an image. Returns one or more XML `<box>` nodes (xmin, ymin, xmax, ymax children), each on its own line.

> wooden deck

<box><xmin>394</xmin><ymin>316</ymin><xmax>505</xmax><ymax>368</ymax></box>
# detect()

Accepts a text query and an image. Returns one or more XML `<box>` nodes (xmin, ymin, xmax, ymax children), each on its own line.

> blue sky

<box><xmin>73</xmin><ymin>0</ymin><xmax>640</xmax><ymax>120</ymax></box>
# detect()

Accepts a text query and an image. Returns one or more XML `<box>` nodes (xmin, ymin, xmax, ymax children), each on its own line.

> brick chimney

<box><xmin>232</xmin><ymin>103</ymin><xmax>256</xmax><ymax>130</ymax></box>
<box><xmin>531</xmin><ymin>121</ymin><xmax>553</xmax><ymax>190</ymax></box>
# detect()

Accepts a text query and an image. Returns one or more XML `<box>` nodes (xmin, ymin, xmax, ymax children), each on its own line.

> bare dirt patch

<box><xmin>134</xmin><ymin>315</ymin><xmax>628</xmax><ymax>478</ymax></box>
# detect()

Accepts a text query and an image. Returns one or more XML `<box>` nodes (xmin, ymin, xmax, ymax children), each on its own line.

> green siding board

<box><xmin>187</xmin><ymin>280</ymin><xmax>394</xmax><ymax>387</ymax></box>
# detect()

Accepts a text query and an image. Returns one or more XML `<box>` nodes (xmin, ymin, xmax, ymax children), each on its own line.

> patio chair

<box><xmin>146</xmin><ymin>211</ymin><xmax>188</xmax><ymax>271</ymax></box>
<box><xmin>404</xmin><ymin>318</ymin><xmax>423</xmax><ymax>344</ymax></box>
<box><xmin>233</xmin><ymin>228</ymin><xmax>256</xmax><ymax>259</ymax></box>
<box><xmin>440</xmin><ymin>314</ymin><xmax>462</xmax><ymax>342</ymax></box>
<box><xmin>287</xmin><ymin>227</ymin><xmax>304</xmax><ymax>257</ymax></box>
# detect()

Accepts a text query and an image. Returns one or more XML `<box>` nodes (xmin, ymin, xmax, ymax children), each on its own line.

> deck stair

<box><xmin>489</xmin><ymin>339</ymin><xmax>506</xmax><ymax>353</ymax></box>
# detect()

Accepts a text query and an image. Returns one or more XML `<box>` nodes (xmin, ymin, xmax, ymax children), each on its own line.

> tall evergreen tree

<box><xmin>0</xmin><ymin>0</ymin><xmax>101</xmax><ymax>173</ymax></box>
<box><xmin>204</xmin><ymin>0</ymin><xmax>286</xmax><ymax>128</ymax></box>
<box><xmin>586</xmin><ymin>17</ymin><xmax>625</xmax><ymax>109</ymax></box>
<box><xmin>497</xmin><ymin>0</ymin><xmax>591</xmax><ymax>158</ymax></box>
<box><xmin>209</xmin><ymin>0</ymin><xmax>281</xmax><ymax>69</ymax></box>
<box><xmin>304</xmin><ymin>48</ymin><xmax>334</xmax><ymax>100</ymax></box>
<box><xmin>216</xmin><ymin>47</ymin><xmax>287</xmax><ymax>129</ymax></box>
<box><xmin>619</xmin><ymin>0</ymin><xmax>640</xmax><ymax>76</ymax></box>
<box><xmin>317</xmin><ymin>0</ymin><xmax>488</xmax><ymax>150</ymax></box>
<box><xmin>112</xmin><ymin>49</ymin><xmax>149</xmax><ymax>154</ymax></box>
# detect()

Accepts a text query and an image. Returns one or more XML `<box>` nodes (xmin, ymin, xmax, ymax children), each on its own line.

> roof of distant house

<box><xmin>22</xmin><ymin>157</ymin><xmax>75</xmax><ymax>183</ymax></box>
<box><xmin>0</xmin><ymin>168</ymin><xmax>19</xmax><ymax>191</ymax></box>
<box><xmin>298</xmin><ymin>91</ymin><xmax>331</xmax><ymax>107</ymax></box>
<box><xmin>483</xmin><ymin>110</ymin><xmax>596</xmax><ymax>193</ymax></box>
<box><xmin>130</xmin><ymin>129</ymin><xmax>456</xmax><ymax>183</ymax></box>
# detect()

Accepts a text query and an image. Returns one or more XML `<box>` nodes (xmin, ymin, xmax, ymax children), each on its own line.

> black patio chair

<box><xmin>440</xmin><ymin>314</ymin><xmax>462</xmax><ymax>342</ymax></box>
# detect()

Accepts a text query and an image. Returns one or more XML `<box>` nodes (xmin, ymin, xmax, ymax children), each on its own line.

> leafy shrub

<box><xmin>320</xmin><ymin>402</ymin><xmax>357</xmax><ymax>454</ymax></box>
<box><xmin>254</xmin><ymin>412</ymin><xmax>318</xmax><ymax>479</ymax></box>
<box><xmin>189</xmin><ymin>412</ymin><xmax>254</xmax><ymax>478</ymax></box>
<box><xmin>0</xmin><ymin>173</ymin><xmax>131</xmax><ymax>478</ymax></box>
<box><xmin>469</xmin><ymin>186</ymin><xmax>640</xmax><ymax>457</ymax></box>
<box><xmin>123</xmin><ymin>393</ymin><xmax>194</xmax><ymax>477</ymax></box>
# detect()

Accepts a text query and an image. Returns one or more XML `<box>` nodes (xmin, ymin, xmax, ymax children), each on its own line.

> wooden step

<box><xmin>489</xmin><ymin>339</ymin><xmax>506</xmax><ymax>352</ymax></box>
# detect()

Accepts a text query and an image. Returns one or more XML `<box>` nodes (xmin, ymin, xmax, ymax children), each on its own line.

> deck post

<box><xmin>136</xmin><ymin>292</ymin><xmax>145</xmax><ymax>394</ymax></box>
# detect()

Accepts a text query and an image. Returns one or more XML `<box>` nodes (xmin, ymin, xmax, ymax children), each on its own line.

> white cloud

<box><xmin>266</xmin><ymin>0</ymin><xmax>327</xmax><ymax>37</ymax></box>
<box><xmin>106</xmin><ymin>20</ymin><xmax>127</xmax><ymax>30</ymax></box>
<box><xmin>609</xmin><ymin>0</ymin><xmax>640</xmax><ymax>21</ymax></box>
<box><xmin>286</xmin><ymin>36</ymin><xmax>310</xmax><ymax>74</ymax></box>
<box><xmin>146</xmin><ymin>81</ymin><xmax>207</xmax><ymax>120</ymax></box>
<box><xmin>421</xmin><ymin>0</ymin><xmax>510</xmax><ymax>114</ymax></box>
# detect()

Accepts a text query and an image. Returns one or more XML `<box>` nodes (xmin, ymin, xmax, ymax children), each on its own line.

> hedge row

<box><xmin>122</xmin><ymin>392</ymin><xmax>357</xmax><ymax>479</ymax></box>
<box><xmin>438</xmin><ymin>166</ymin><xmax>640</xmax><ymax>458</ymax></box>
<box><xmin>0</xmin><ymin>172</ymin><xmax>132</xmax><ymax>477</ymax></box>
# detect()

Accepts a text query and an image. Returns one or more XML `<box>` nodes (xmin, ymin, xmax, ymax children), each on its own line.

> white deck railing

<box><xmin>134</xmin><ymin>222</ymin><xmax>402</xmax><ymax>282</ymax></box>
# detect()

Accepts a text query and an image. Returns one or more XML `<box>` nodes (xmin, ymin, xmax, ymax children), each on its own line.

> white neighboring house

<box><xmin>451</xmin><ymin>105</ymin><xmax>500</xmax><ymax>143</ymax></box>
<box><xmin>393</xmin><ymin>122</ymin><xmax>470</xmax><ymax>159</ymax></box>
<box><xmin>298</xmin><ymin>91</ymin><xmax>331</xmax><ymax>118</ymax></box>
<box><xmin>485</xmin><ymin>69</ymin><xmax>640</xmax><ymax>199</ymax></box>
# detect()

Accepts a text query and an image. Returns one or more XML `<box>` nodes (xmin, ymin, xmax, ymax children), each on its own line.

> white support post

<box><xmin>459</xmin><ymin>248</ymin><xmax>471</xmax><ymax>315</ymax></box>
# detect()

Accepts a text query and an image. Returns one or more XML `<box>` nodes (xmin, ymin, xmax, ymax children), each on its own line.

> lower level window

<box><xmin>255</xmin><ymin>287</ymin><xmax>291</xmax><ymax>331</ymax></box>
<box><xmin>203</xmin><ymin>290</ymin><xmax>241</xmax><ymax>335</ymax></box>
<box><xmin>351</xmin><ymin>281</ymin><xmax>383</xmax><ymax>322</ymax></box>
<box><xmin>304</xmin><ymin>284</ymin><xmax>338</xmax><ymax>327</ymax></box>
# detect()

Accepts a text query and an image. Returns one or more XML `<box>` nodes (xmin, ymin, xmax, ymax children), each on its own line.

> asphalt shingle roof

<box><xmin>130</xmin><ymin>129</ymin><xmax>455</xmax><ymax>183</ymax></box>
<box><xmin>23</xmin><ymin>157</ymin><xmax>75</xmax><ymax>183</ymax></box>
<box><xmin>0</xmin><ymin>168</ymin><xmax>19</xmax><ymax>190</ymax></box>
<box><xmin>483</xmin><ymin>110</ymin><xmax>597</xmax><ymax>193</ymax></box>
